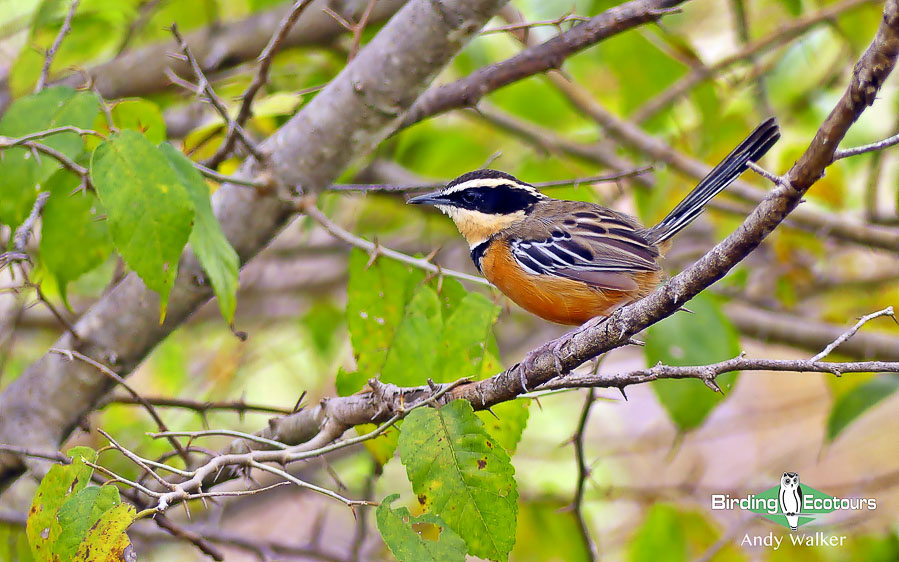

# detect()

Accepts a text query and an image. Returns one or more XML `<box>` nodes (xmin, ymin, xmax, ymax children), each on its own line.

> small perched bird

<box><xmin>408</xmin><ymin>118</ymin><xmax>780</xmax><ymax>330</ymax></box>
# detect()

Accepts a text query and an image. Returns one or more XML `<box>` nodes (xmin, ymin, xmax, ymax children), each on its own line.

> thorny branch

<box><xmin>810</xmin><ymin>306</ymin><xmax>897</xmax><ymax>362</ymax></box>
<box><xmin>206</xmin><ymin>0</ymin><xmax>316</xmax><ymax>169</ymax></box>
<box><xmin>98</xmin><ymin>377</ymin><xmax>469</xmax><ymax>515</ymax></box>
<box><xmin>300</xmin><ymin>199</ymin><xmax>490</xmax><ymax>286</ymax></box>
<box><xmin>570</xmin><ymin>387</ymin><xmax>599</xmax><ymax>561</ymax></box>
<box><xmin>35</xmin><ymin>0</ymin><xmax>80</xmax><ymax>92</ymax></box>
<box><xmin>48</xmin><ymin>348</ymin><xmax>193</xmax><ymax>466</ymax></box>
<box><xmin>167</xmin><ymin>24</ymin><xmax>265</xmax><ymax>165</ymax></box>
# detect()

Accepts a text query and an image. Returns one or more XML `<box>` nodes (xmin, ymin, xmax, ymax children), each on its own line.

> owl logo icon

<box><xmin>779</xmin><ymin>472</ymin><xmax>804</xmax><ymax>531</ymax></box>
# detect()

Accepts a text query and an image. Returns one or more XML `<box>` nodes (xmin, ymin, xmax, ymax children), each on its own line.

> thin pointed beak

<box><xmin>406</xmin><ymin>191</ymin><xmax>446</xmax><ymax>206</ymax></box>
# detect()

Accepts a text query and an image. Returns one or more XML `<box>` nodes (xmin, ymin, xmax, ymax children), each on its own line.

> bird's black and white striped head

<box><xmin>407</xmin><ymin>169</ymin><xmax>545</xmax><ymax>247</ymax></box>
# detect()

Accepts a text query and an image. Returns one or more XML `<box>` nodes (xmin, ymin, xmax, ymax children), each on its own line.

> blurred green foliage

<box><xmin>1</xmin><ymin>0</ymin><xmax>897</xmax><ymax>560</ymax></box>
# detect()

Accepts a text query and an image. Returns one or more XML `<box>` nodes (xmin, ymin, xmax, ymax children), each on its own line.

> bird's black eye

<box><xmin>461</xmin><ymin>191</ymin><xmax>478</xmax><ymax>204</ymax></box>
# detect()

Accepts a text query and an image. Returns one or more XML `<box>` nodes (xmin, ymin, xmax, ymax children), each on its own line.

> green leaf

<box><xmin>110</xmin><ymin>99</ymin><xmax>166</xmax><ymax>144</ymax></box>
<box><xmin>827</xmin><ymin>374</ymin><xmax>899</xmax><ymax>442</ymax></box>
<box><xmin>645</xmin><ymin>293</ymin><xmax>740</xmax><ymax>431</ymax></box>
<box><xmin>90</xmin><ymin>130</ymin><xmax>195</xmax><ymax>319</ymax></box>
<box><xmin>26</xmin><ymin>446</ymin><xmax>97</xmax><ymax>561</ymax></box>
<box><xmin>381</xmin><ymin>285</ymin><xmax>443</xmax><ymax>387</ymax></box>
<box><xmin>39</xmin><ymin>170</ymin><xmax>112</xmax><ymax>304</ymax></box>
<box><xmin>336</xmin><ymin>367</ymin><xmax>367</xmax><ymax>398</ymax></box>
<box><xmin>158</xmin><ymin>142</ymin><xmax>239</xmax><ymax>323</ymax></box>
<box><xmin>477</xmin><ymin>397</ymin><xmax>529</xmax><ymax>456</ymax></box>
<box><xmin>434</xmin><ymin>276</ymin><xmax>469</xmax><ymax>316</ymax></box>
<box><xmin>399</xmin><ymin>400</ymin><xmax>518</xmax><ymax>561</ymax></box>
<box><xmin>628</xmin><ymin>504</ymin><xmax>688</xmax><ymax>562</ymax></box>
<box><xmin>0</xmin><ymin>86</ymin><xmax>98</xmax><ymax>228</ymax></box>
<box><xmin>72</xmin><ymin>503</ymin><xmax>136</xmax><ymax>562</ymax></box>
<box><xmin>54</xmin><ymin>486</ymin><xmax>121</xmax><ymax>560</ymax></box>
<box><xmin>344</xmin><ymin>249</ymin><xmax>424</xmax><ymax>395</ymax></box>
<box><xmin>435</xmin><ymin>292</ymin><xmax>500</xmax><ymax>383</ymax></box>
<box><xmin>376</xmin><ymin>494</ymin><xmax>467</xmax><ymax>562</ymax></box>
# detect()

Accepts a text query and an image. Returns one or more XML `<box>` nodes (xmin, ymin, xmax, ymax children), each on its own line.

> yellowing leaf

<box><xmin>399</xmin><ymin>400</ymin><xmax>518</xmax><ymax>561</ymax></box>
<box><xmin>26</xmin><ymin>447</ymin><xmax>97</xmax><ymax>561</ymax></box>
<box><xmin>376</xmin><ymin>494</ymin><xmax>466</xmax><ymax>562</ymax></box>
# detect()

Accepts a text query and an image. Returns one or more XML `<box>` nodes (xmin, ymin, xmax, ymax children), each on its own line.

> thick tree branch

<box><xmin>397</xmin><ymin>0</ymin><xmax>687</xmax><ymax>129</ymax></box>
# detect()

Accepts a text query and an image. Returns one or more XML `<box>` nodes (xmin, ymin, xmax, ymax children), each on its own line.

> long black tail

<box><xmin>648</xmin><ymin>117</ymin><xmax>780</xmax><ymax>244</ymax></box>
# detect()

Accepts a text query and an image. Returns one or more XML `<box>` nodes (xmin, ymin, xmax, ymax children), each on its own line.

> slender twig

<box><xmin>192</xmin><ymin>161</ymin><xmax>268</xmax><ymax>188</ymax></box>
<box><xmin>570</xmin><ymin>388</ymin><xmax>598</xmax><ymax>561</ymax></box>
<box><xmin>746</xmin><ymin>161</ymin><xmax>789</xmax><ymax>187</ymax></box>
<box><xmin>35</xmin><ymin>0</ymin><xmax>80</xmax><ymax>92</ymax></box>
<box><xmin>102</xmin><ymin>394</ymin><xmax>293</xmax><ymax>416</ymax></box>
<box><xmin>11</xmin><ymin>192</ymin><xmax>50</xmax><ymax>254</ymax></box>
<box><xmin>301</xmin><ymin>200</ymin><xmax>490</xmax><ymax>286</ymax></box>
<box><xmin>0</xmin><ymin>444</ymin><xmax>68</xmax><ymax>464</ymax></box>
<box><xmin>148</xmin><ymin>429</ymin><xmax>290</xmax><ymax>450</ymax></box>
<box><xmin>539</xmin><ymin>358</ymin><xmax>899</xmax><ymax>392</ymax></box>
<box><xmin>146</xmin><ymin>378</ymin><xmax>469</xmax><ymax>512</ymax></box>
<box><xmin>810</xmin><ymin>307</ymin><xmax>897</xmax><ymax>362</ymax></box>
<box><xmin>249</xmin><ymin>460</ymin><xmax>374</xmax><ymax>508</ymax></box>
<box><xmin>347</xmin><ymin>0</ymin><xmax>378</xmax><ymax>61</ymax></box>
<box><xmin>0</xmin><ymin>126</ymin><xmax>102</xmax><ymax>147</ymax></box>
<box><xmin>12</xmin><ymin>140</ymin><xmax>89</xmax><ymax>178</ymax></box>
<box><xmin>482</xmin><ymin>13</ymin><xmax>592</xmax><ymax>35</ymax></box>
<box><xmin>30</xmin><ymin>277</ymin><xmax>81</xmax><ymax>341</ymax></box>
<box><xmin>84</xmin><ymin>459</ymin><xmax>162</xmax><ymax>498</ymax></box>
<box><xmin>49</xmin><ymin>348</ymin><xmax>192</xmax><ymax>466</ymax></box>
<box><xmin>321</xmin><ymin>6</ymin><xmax>354</xmax><ymax>32</ymax></box>
<box><xmin>167</xmin><ymin>24</ymin><xmax>264</xmax><ymax>164</ymax></box>
<box><xmin>833</xmin><ymin>132</ymin><xmax>899</xmax><ymax>160</ymax></box>
<box><xmin>208</xmin><ymin>0</ymin><xmax>316</xmax><ymax>169</ymax></box>
<box><xmin>98</xmin><ymin>429</ymin><xmax>178</xmax><ymax>491</ymax></box>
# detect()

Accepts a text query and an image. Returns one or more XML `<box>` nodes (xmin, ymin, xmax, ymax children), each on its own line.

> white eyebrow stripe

<box><xmin>442</xmin><ymin>178</ymin><xmax>540</xmax><ymax>196</ymax></box>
